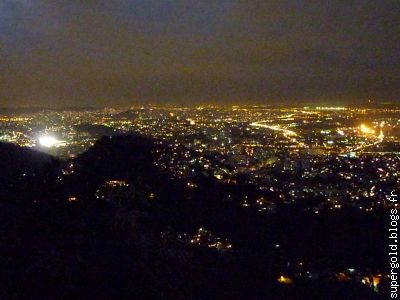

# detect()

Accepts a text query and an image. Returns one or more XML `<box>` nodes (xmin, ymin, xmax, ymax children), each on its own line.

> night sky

<box><xmin>1</xmin><ymin>1</ymin><xmax>399</xmax><ymax>107</ymax></box>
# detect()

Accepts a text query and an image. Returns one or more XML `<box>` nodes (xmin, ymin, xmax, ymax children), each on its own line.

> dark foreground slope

<box><xmin>0</xmin><ymin>142</ymin><xmax>60</xmax><ymax>202</ymax></box>
<box><xmin>0</xmin><ymin>137</ymin><xmax>386</xmax><ymax>299</ymax></box>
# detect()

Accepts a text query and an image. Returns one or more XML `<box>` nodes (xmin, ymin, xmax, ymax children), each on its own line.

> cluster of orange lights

<box><xmin>359</xmin><ymin>124</ymin><xmax>375</xmax><ymax>135</ymax></box>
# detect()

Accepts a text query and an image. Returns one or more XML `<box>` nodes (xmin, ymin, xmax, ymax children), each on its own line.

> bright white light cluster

<box><xmin>39</xmin><ymin>136</ymin><xmax>60</xmax><ymax>148</ymax></box>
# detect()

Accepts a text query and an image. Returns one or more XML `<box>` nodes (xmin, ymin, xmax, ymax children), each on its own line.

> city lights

<box><xmin>1</xmin><ymin>105</ymin><xmax>399</xmax><ymax>298</ymax></box>
<box><xmin>0</xmin><ymin>0</ymin><xmax>397</xmax><ymax>296</ymax></box>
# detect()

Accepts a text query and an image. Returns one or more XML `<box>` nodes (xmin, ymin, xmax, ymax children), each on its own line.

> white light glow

<box><xmin>39</xmin><ymin>136</ymin><xmax>60</xmax><ymax>148</ymax></box>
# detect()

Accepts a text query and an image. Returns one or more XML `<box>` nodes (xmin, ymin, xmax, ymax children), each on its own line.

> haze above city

<box><xmin>1</xmin><ymin>1</ymin><xmax>399</xmax><ymax>107</ymax></box>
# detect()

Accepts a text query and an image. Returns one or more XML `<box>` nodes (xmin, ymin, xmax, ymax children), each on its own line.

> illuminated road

<box><xmin>250</xmin><ymin>121</ymin><xmax>297</xmax><ymax>137</ymax></box>
<box><xmin>344</xmin><ymin>132</ymin><xmax>384</xmax><ymax>155</ymax></box>
<box><xmin>250</xmin><ymin>120</ymin><xmax>306</xmax><ymax>148</ymax></box>
<box><xmin>349</xmin><ymin>139</ymin><xmax>384</xmax><ymax>153</ymax></box>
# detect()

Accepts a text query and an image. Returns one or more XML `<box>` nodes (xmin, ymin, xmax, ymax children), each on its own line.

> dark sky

<box><xmin>0</xmin><ymin>0</ymin><xmax>399</xmax><ymax>107</ymax></box>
